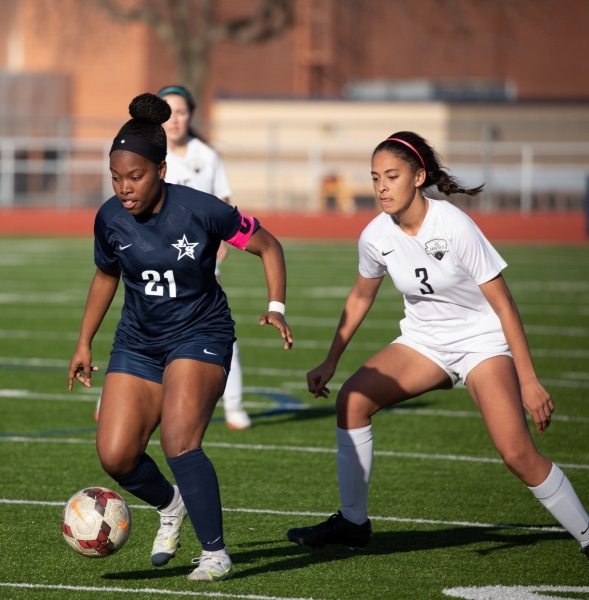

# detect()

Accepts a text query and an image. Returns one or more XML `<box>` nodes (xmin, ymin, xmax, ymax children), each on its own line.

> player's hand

<box><xmin>260</xmin><ymin>312</ymin><xmax>293</xmax><ymax>350</ymax></box>
<box><xmin>68</xmin><ymin>345</ymin><xmax>99</xmax><ymax>390</ymax></box>
<box><xmin>307</xmin><ymin>362</ymin><xmax>336</xmax><ymax>399</ymax></box>
<box><xmin>521</xmin><ymin>379</ymin><xmax>554</xmax><ymax>434</ymax></box>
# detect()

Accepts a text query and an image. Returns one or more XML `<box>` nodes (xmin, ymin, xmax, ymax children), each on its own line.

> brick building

<box><xmin>1</xmin><ymin>0</ymin><xmax>588</xmax><ymax>210</ymax></box>
<box><xmin>1</xmin><ymin>0</ymin><xmax>589</xmax><ymax>134</ymax></box>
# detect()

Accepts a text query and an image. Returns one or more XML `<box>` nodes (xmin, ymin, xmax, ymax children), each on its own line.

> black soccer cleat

<box><xmin>287</xmin><ymin>511</ymin><xmax>373</xmax><ymax>549</ymax></box>
<box><xmin>581</xmin><ymin>543</ymin><xmax>589</xmax><ymax>561</ymax></box>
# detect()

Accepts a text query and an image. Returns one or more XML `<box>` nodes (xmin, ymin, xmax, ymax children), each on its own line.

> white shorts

<box><xmin>392</xmin><ymin>335</ymin><xmax>512</xmax><ymax>388</ymax></box>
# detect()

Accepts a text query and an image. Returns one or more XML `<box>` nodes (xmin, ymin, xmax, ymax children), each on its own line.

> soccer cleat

<box><xmin>151</xmin><ymin>486</ymin><xmax>187</xmax><ymax>566</ymax></box>
<box><xmin>225</xmin><ymin>408</ymin><xmax>252</xmax><ymax>430</ymax></box>
<box><xmin>287</xmin><ymin>510</ymin><xmax>372</xmax><ymax>549</ymax></box>
<box><xmin>187</xmin><ymin>548</ymin><xmax>234</xmax><ymax>581</ymax></box>
<box><xmin>581</xmin><ymin>543</ymin><xmax>589</xmax><ymax>560</ymax></box>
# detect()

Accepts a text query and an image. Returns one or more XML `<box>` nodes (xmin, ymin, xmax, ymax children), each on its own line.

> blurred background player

<box><xmin>70</xmin><ymin>93</ymin><xmax>292</xmax><ymax>581</ymax></box>
<box><xmin>287</xmin><ymin>132</ymin><xmax>589</xmax><ymax>558</ymax></box>
<box><xmin>158</xmin><ymin>85</ymin><xmax>250</xmax><ymax>431</ymax></box>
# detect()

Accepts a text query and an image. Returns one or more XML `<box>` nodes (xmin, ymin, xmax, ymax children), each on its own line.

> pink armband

<box><xmin>226</xmin><ymin>214</ymin><xmax>256</xmax><ymax>250</ymax></box>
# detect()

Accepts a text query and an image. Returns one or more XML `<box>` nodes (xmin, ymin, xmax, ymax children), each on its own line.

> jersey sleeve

<box><xmin>93</xmin><ymin>207</ymin><xmax>119</xmax><ymax>270</ymax></box>
<box><xmin>200</xmin><ymin>194</ymin><xmax>260</xmax><ymax>247</ymax></box>
<box><xmin>452</xmin><ymin>215</ymin><xmax>507</xmax><ymax>285</ymax></box>
<box><xmin>211</xmin><ymin>152</ymin><xmax>232</xmax><ymax>199</ymax></box>
<box><xmin>358</xmin><ymin>227</ymin><xmax>388</xmax><ymax>279</ymax></box>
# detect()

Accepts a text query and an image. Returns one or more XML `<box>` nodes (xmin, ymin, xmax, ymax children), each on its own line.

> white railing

<box><xmin>0</xmin><ymin>136</ymin><xmax>588</xmax><ymax>211</ymax></box>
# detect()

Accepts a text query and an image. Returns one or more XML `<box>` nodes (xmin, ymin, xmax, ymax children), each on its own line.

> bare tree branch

<box><xmin>211</xmin><ymin>0</ymin><xmax>295</xmax><ymax>44</ymax></box>
<box><xmin>93</xmin><ymin>0</ymin><xmax>295</xmax><ymax>112</ymax></box>
<box><xmin>96</xmin><ymin>0</ymin><xmax>175</xmax><ymax>47</ymax></box>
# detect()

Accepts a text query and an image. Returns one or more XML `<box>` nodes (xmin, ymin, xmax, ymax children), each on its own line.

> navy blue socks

<box><xmin>113</xmin><ymin>453</ymin><xmax>175</xmax><ymax>511</ymax></box>
<box><xmin>166</xmin><ymin>447</ymin><xmax>225</xmax><ymax>552</ymax></box>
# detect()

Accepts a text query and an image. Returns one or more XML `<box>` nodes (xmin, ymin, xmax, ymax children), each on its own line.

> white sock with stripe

<box><xmin>337</xmin><ymin>425</ymin><xmax>373</xmax><ymax>526</ymax></box>
<box><xmin>528</xmin><ymin>463</ymin><xmax>589</xmax><ymax>547</ymax></box>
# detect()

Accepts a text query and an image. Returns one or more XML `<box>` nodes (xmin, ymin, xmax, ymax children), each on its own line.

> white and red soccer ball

<box><xmin>61</xmin><ymin>487</ymin><xmax>131</xmax><ymax>557</ymax></box>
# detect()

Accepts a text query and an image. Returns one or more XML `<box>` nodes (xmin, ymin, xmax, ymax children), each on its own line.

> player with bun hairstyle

<box><xmin>286</xmin><ymin>132</ymin><xmax>589</xmax><ymax>558</ymax></box>
<box><xmin>156</xmin><ymin>84</ymin><xmax>251</xmax><ymax>430</ymax></box>
<box><xmin>69</xmin><ymin>93</ymin><xmax>292</xmax><ymax>582</ymax></box>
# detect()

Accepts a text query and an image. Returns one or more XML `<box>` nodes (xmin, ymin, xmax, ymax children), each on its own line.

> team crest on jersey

<box><xmin>425</xmin><ymin>239</ymin><xmax>448</xmax><ymax>261</ymax></box>
<box><xmin>172</xmin><ymin>234</ymin><xmax>199</xmax><ymax>260</ymax></box>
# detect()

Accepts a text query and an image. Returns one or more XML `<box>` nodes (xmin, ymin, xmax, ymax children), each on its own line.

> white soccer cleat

<box><xmin>151</xmin><ymin>486</ymin><xmax>186</xmax><ymax>566</ymax></box>
<box><xmin>187</xmin><ymin>547</ymin><xmax>234</xmax><ymax>582</ymax></box>
<box><xmin>225</xmin><ymin>408</ymin><xmax>252</xmax><ymax>430</ymax></box>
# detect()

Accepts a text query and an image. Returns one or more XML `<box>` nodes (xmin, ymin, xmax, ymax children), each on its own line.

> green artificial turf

<box><xmin>0</xmin><ymin>237</ymin><xmax>588</xmax><ymax>599</ymax></box>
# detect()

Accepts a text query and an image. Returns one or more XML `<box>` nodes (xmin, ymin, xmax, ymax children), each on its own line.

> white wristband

<box><xmin>268</xmin><ymin>301</ymin><xmax>285</xmax><ymax>315</ymax></box>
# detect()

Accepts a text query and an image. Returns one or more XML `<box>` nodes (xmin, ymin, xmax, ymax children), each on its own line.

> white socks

<box><xmin>223</xmin><ymin>342</ymin><xmax>243</xmax><ymax>412</ymax></box>
<box><xmin>528</xmin><ymin>463</ymin><xmax>589</xmax><ymax>546</ymax></box>
<box><xmin>337</xmin><ymin>425</ymin><xmax>373</xmax><ymax>525</ymax></box>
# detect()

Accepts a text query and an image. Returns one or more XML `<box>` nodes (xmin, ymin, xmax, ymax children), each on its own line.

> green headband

<box><xmin>157</xmin><ymin>86</ymin><xmax>194</xmax><ymax>110</ymax></box>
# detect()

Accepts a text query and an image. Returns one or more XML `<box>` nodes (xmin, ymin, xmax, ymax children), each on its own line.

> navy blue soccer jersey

<box><xmin>94</xmin><ymin>183</ymin><xmax>259</xmax><ymax>354</ymax></box>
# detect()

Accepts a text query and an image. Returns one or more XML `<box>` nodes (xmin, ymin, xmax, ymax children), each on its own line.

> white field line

<box><xmin>443</xmin><ymin>585</ymin><xmax>589</xmax><ymax>599</ymax></box>
<box><xmin>518</xmin><ymin>304</ymin><xmax>589</xmax><ymax>316</ymax></box>
<box><xmin>0</xmin><ymin>582</ymin><xmax>315</xmax><ymax>600</ymax></box>
<box><xmin>540</xmin><ymin>378</ymin><xmax>589</xmax><ymax>389</ymax></box>
<box><xmin>0</xmin><ymin>498</ymin><xmax>565</xmax><ymax>534</ymax></box>
<box><xmin>563</xmin><ymin>372</ymin><xmax>589</xmax><ymax>380</ymax></box>
<box><xmin>0</xmin><ymin>293</ymin><xmax>87</xmax><ymax>304</ymax></box>
<box><xmin>1</xmin><ymin>436</ymin><xmax>588</xmax><ymax>470</ymax></box>
<box><xmin>1</xmin><ymin>385</ymin><xmax>588</xmax><ymax>423</ymax></box>
<box><xmin>531</xmin><ymin>348</ymin><xmax>589</xmax><ymax>358</ymax></box>
<box><xmin>2</xmin><ymin>319</ymin><xmax>589</xmax><ymax>348</ymax></box>
<box><xmin>2</xmin><ymin>350</ymin><xmax>589</xmax><ymax>382</ymax></box>
<box><xmin>0</xmin><ymin>389</ymin><xmax>99</xmax><ymax>402</ymax></box>
<box><xmin>287</xmin><ymin>376</ymin><xmax>559</xmax><ymax>392</ymax></box>
<box><xmin>508</xmin><ymin>281</ymin><xmax>589</xmax><ymax>292</ymax></box>
<box><xmin>236</xmin><ymin>316</ymin><xmax>589</xmax><ymax>336</ymax></box>
<box><xmin>524</xmin><ymin>325</ymin><xmax>589</xmax><ymax>336</ymax></box>
<box><xmin>0</xmin><ymin>330</ymin><xmax>112</xmax><ymax>342</ymax></box>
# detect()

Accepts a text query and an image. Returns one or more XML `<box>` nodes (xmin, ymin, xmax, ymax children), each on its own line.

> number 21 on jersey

<box><xmin>142</xmin><ymin>270</ymin><xmax>177</xmax><ymax>297</ymax></box>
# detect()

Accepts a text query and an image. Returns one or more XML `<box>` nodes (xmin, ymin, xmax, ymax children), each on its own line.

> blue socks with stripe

<box><xmin>167</xmin><ymin>447</ymin><xmax>225</xmax><ymax>551</ymax></box>
<box><xmin>113</xmin><ymin>453</ymin><xmax>175</xmax><ymax>511</ymax></box>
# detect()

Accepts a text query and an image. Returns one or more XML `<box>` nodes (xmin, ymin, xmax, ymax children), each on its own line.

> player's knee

<box><xmin>97</xmin><ymin>445</ymin><xmax>137</xmax><ymax>478</ymax></box>
<box><xmin>499</xmin><ymin>445</ymin><xmax>537</xmax><ymax>477</ymax></box>
<box><xmin>335</xmin><ymin>382</ymin><xmax>371</xmax><ymax>428</ymax></box>
<box><xmin>335</xmin><ymin>381</ymin><xmax>354</xmax><ymax>415</ymax></box>
<box><xmin>159</xmin><ymin>429</ymin><xmax>203</xmax><ymax>459</ymax></box>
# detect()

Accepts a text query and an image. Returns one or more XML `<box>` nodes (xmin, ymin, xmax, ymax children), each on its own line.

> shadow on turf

<box><xmin>100</xmin><ymin>527</ymin><xmax>569</xmax><ymax>581</ymax></box>
<box><xmin>247</xmin><ymin>400</ymin><xmax>435</xmax><ymax>428</ymax></box>
<box><xmin>228</xmin><ymin>527</ymin><xmax>570</xmax><ymax>579</ymax></box>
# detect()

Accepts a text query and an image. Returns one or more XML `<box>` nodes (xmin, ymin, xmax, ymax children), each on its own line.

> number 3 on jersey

<box><xmin>142</xmin><ymin>270</ymin><xmax>177</xmax><ymax>298</ymax></box>
<box><xmin>415</xmin><ymin>268</ymin><xmax>435</xmax><ymax>295</ymax></box>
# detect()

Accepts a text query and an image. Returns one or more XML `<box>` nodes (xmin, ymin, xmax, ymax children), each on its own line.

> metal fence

<box><xmin>0</xmin><ymin>135</ymin><xmax>588</xmax><ymax>211</ymax></box>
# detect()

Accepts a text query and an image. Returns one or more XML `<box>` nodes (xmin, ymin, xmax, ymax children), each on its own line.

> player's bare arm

<box><xmin>308</xmin><ymin>274</ymin><xmax>384</xmax><ymax>398</ymax></box>
<box><xmin>479</xmin><ymin>273</ymin><xmax>554</xmax><ymax>433</ymax></box>
<box><xmin>244</xmin><ymin>227</ymin><xmax>293</xmax><ymax>349</ymax></box>
<box><xmin>68</xmin><ymin>266</ymin><xmax>121</xmax><ymax>390</ymax></box>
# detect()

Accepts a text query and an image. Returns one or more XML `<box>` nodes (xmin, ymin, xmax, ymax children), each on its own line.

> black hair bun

<box><xmin>129</xmin><ymin>93</ymin><xmax>171</xmax><ymax>125</ymax></box>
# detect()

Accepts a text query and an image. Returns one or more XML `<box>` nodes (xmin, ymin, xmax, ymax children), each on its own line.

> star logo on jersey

<box><xmin>172</xmin><ymin>234</ymin><xmax>199</xmax><ymax>260</ymax></box>
<box><xmin>425</xmin><ymin>239</ymin><xmax>449</xmax><ymax>261</ymax></box>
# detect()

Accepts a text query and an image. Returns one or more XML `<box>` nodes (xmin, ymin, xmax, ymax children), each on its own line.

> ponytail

<box><xmin>373</xmin><ymin>131</ymin><xmax>483</xmax><ymax>197</ymax></box>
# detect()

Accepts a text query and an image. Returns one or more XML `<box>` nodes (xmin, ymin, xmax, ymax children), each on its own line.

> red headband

<box><xmin>385</xmin><ymin>137</ymin><xmax>425</xmax><ymax>169</ymax></box>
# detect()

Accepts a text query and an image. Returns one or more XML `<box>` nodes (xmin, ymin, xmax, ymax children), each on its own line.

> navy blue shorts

<box><xmin>106</xmin><ymin>338</ymin><xmax>234</xmax><ymax>385</ymax></box>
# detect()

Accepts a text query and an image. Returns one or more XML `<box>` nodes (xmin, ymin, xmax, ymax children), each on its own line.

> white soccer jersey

<box><xmin>164</xmin><ymin>137</ymin><xmax>232</xmax><ymax>199</ymax></box>
<box><xmin>359</xmin><ymin>199</ymin><xmax>508</xmax><ymax>353</ymax></box>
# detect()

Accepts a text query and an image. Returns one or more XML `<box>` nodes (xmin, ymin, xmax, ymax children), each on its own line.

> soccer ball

<box><xmin>61</xmin><ymin>487</ymin><xmax>132</xmax><ymax>557</ymax></box>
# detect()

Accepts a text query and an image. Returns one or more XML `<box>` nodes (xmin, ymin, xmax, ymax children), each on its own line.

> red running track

<box><xmin>0</xmin><ymin>208</ymin><xmax>587</xmax><ymax>243</ymax></box>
